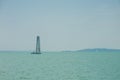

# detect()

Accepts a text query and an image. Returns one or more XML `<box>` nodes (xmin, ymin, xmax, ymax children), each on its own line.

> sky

<box><xmin>0</xmin><ymin>0</ymin><xmax>120</xmax><ymax>51</ymax></box>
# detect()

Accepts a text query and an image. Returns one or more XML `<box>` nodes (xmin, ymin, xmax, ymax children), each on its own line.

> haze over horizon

<box><xmin>0</xmin><ymin>0</ymin><xmax>120</xmax><ymax>51</ymax></box>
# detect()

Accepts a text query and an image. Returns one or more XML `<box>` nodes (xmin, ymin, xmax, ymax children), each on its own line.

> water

<box><xmin>0</xmin><ymin>51</ymin><xmax>120</xmax><ymax>80</ymax></box>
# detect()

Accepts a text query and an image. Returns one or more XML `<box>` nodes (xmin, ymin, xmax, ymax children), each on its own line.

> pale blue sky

<box><xmin>0</xmin><ymin>0</ymin><xmax>120</xmax><ymax>51</ymax></box>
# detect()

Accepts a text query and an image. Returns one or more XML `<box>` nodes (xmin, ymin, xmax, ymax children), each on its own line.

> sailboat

<box><xmin>32</xmin><ymin>36</ymin><xmax>41</xmax><ymax>54</ymax></box>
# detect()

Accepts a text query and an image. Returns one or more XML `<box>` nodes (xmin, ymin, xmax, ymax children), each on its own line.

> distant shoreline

<box><xmin>0</xmin><ymin>48</ymin><xmax>120</xmax><ymax>53</ymax></box>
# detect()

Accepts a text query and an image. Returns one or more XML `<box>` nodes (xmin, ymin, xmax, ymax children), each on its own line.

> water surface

<box><xmin>0</xmin><ymin>51</ymin><xmax>120</xmax><ymax>80</ymax></box>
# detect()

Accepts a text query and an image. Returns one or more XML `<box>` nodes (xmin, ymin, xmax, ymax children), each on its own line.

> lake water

<box><xmin>0</xmin><ymin>51</ymin><xmax>120</xmax><ymax>80</ymax></box>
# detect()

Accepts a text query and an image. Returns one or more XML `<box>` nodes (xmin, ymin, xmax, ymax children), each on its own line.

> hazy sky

<box><xmin>0</xmin><ymin>0</ymin><xmax>120</xmax><ymax>51</ymax></box>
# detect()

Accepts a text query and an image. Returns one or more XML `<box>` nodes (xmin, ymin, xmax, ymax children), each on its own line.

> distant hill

<box><xmin>76</xmin><ymin>48</ymin><xmax>120</xmax><ymax>52</ymax></box>
<box><xmin>62</xmin><ymin>48</ymin><xmax>120</xmax><ymax>52</ymax></box>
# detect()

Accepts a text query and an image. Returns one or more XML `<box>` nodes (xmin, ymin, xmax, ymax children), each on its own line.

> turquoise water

<box><xmin>0</xmin><ymin>52</ymin><xmax>120</xmax><ymax>80</ymax></box>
